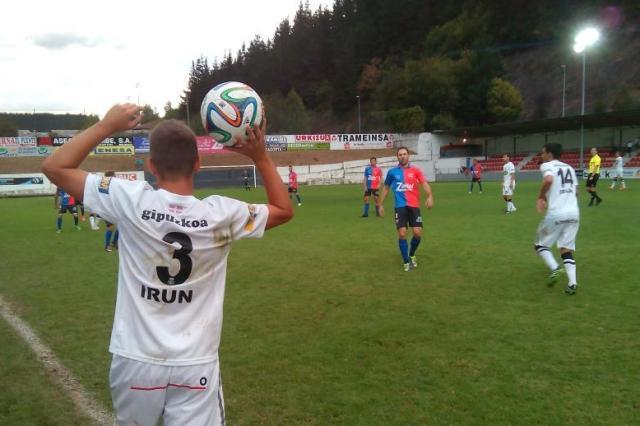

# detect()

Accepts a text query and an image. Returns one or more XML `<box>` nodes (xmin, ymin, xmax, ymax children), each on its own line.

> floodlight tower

<box><xmin>573</xmin><ymin>27</ymin><xmax>600</xmax><ymax>171</ymax></box>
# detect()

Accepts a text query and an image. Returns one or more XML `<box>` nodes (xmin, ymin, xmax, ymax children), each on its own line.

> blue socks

<box><xmin>56</xmin><ymin>217</ymin><xmax>62</xmax><ymax>230</ymax></box>
<box><xmin>398</xmin><ymin>239</ymin><xmax>410</xmax><ymax>263</ymax></box>
<box><xmin>105</xmin><ymin>230</ymin><xmax>112</xmax><ymax>248</ymax></box>
<box><xmin>113</xmin><ymin>229</ymin><xmax>119</xmax><ymax>245</ymax></box>
<box><xmin>410</xmin><ymin>237</ymin><xmax>421</xmax><ymax>256</ymax></box>
<box><xmin>363</xmin><ymin>203</ymin><xmax>370</xmax><ymax>216</ymax></box>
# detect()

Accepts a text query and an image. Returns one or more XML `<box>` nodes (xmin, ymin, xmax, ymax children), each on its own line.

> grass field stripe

<box><xmin>0</xmin><ymin>294</ymin><xmax>114</xmax><ymax>425</ymax></box>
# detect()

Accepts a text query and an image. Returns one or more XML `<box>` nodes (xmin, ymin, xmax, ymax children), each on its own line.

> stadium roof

<box><xmin>440</xmin><ymin>109</ymin><xmax>640</xmax><ymax>139</ymax></box>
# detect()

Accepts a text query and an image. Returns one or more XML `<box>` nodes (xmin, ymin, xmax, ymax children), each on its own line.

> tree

<box><xmin>487</xmin><ymin>78</ymin><xmax>523</xmax><ymax>122</ymax></box>
<box><xmin>163</xmin><ymin>102</ymin><xmax>182</xmax><ymax>120</ymax></box>
<box><xmin>532</xmin><ymin>92</ymin><xmax>551</xmax><ymax>120</ymax></box>
<box><xmin>372</xmin><ymin>56</ymin><xmax>459</xmax><ymax>127</ymax></box>
<box><xmin>385</xmin><ymin>106</ymin><xmax>426</xmax><ymax>132</ymax></box>
<box><xmin>423</xmin><ymin>2</ymin><xmax>491</xmax><ymax>58</ymax></box>
<box><xmin>81</xmin><ymin>115</ymin><xmax>100</xmax><ymax>130</ymax></box>
<box><xmin>264</xmin><ymin>89</ymin><xmax>311</xmax><ymax>134</ymax></box>
<box><xmin>357</xmin><ymin>57</ymin><xmax>383</xmax><ymax>96</ymax></box>
<box><xmin>455</xmin><ymin>49</ymin><xmax>504</xmax><ymax>125</ymax></box>
<box><xmin>0</xmin><ymin>116</ymin><xmax>18</xmax><ymax>136</ymax></box>
<box><xmin>141</xmin><ymin>105</ymin><xmax>160</xmax><ymax>123</ymax></box>
<box><xmin>611</xmin><ymin>90</ymin><xmax>634</xmax><ymax>111</ymax></box>
<box><xmin>431</xmin><ymin>113</ymin><xmax>456</xmax><ymax>130</ymax></box>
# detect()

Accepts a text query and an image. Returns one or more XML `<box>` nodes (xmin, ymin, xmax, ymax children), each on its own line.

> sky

<box><xmin>0</xmin><ymin>0</ymin><xmax>332</xmax><ymax>116</ymax></box>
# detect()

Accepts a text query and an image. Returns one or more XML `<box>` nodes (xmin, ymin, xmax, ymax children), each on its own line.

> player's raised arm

<box><xmin>41</xmin><ymin>103</ymin><xmax>143</xmax><ymax>202</ymax></box>
<box><xmin>228</xmin><ymin>119</ymin><xmax>293</xmax><ymax>229</ymax></box>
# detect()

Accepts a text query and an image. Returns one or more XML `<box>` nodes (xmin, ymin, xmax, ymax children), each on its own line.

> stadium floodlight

<box><xmin>573</xmin><ymin>27</ymin><xmax>600</xmax><ymax>53</ymax></box>
<box><xmin>574</xmin><ymin>27</ymin><xmax>600</xmax><ymax>171</ymax></box>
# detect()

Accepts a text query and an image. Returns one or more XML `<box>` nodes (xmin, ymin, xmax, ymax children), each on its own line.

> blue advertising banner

<box><xmin>133</xmin><ymin>136</ymin><xmax>150</xmax><ymax>153</ymax></box>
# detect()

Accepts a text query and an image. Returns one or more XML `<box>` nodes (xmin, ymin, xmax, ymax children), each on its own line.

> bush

<box><xmin>385</xmin><ymin>106</ymin><xmax>426</xmax><ymax>133</ymax></box>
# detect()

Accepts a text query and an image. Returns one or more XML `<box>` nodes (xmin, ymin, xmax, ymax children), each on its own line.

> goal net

<box><xmin>196</xmin><ymin>164</ymin><xmax>257</xmax><ymax>189</ymax></box>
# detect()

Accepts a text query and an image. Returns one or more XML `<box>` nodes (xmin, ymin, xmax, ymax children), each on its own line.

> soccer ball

<box><xmin>200</xmin><ymin>81</ymin><xmax>263</xmax><ymax>146</ymax></box>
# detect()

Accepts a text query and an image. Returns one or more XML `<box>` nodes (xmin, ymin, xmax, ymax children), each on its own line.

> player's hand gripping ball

<box><xmin>200</xmin><ymin>81</ymin><xmax>263</xmax><ymax>147</ymax></box>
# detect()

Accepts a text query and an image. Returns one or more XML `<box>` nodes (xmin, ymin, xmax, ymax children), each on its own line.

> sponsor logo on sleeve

<box><xmin>244</xmin><ymin>204</ymin><xmax>257</xmax><ymax>232</ymax></box>
<box><xmin>98</xmin><ymin>176</ymin><xmax>112</xmax><ymax>194</ymax></box>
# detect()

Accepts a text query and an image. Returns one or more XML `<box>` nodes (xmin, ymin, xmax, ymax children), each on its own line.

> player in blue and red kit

<box><xmin>468</xmin><ymin>158</ymin><xmax>483</xmax><ymax>194</ymax></box>
<box><xmin>288</xmin><ymin>165</ymin><xmax>302</xmax><ymax>206</ymax></box>
<box><xmin>54</xmin><ymin>187</ymin><xmax>80</xmax><ymax>232</ymax></box>
<box><xmin>362</xmin><ymin>157</ymin><xmax>383</xmax><ymax>217</ymax></box>
<box><xmin>377</xmin><ymin>147</ymin><xmax>434</xmax><ymax>271</ymax></box>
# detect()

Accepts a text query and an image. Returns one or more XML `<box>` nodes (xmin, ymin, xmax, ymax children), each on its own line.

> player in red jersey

<box><xmin>468</xmin><ymin>158</ymin><xmax>483</xmax><ymax>194</ymax></box>
<box><xmin>378</xmin><ymin>147</ymin><xmax>434</xmax><ymax>271</ymax></box>
<box><xmin>54</xmin><ymin>187</ymin><xmax>80</xmax><ymax>232</ymax></box>
<box><xmin>362</xmin><ymin>157</ymin><xmax>383</xmax><ymax>217</ymax></box>
<box><xmin>288</xmin><ymin>164</ymin><xmax>302</xmax><ymax>206</ymax></box>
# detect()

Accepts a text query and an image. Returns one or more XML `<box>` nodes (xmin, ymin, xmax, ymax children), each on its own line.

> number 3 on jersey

<box><xmin>156</xmin><ymin>232</ymin><xmax>193</xmax><ymax>285</ymax></box>
<box><xmin>557</xmin><ymin>168</ymin><xmax>573</xmax><ymax>186</ymax></box>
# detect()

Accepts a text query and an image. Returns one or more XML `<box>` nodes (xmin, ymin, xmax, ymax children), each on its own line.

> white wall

<box><xmin>0</xmin><ymin>173</ymin><xmax>55</xmax><ymax>196</ymax></box>
<box><xmin>481</xmin><ymin>126</ymin><xmax>640</xmax><ymax>155</ymax></box>
<box><xmin>275</xmin><ymin>132</ymin><xmax>448</xmax><ymax>185</ymax></box>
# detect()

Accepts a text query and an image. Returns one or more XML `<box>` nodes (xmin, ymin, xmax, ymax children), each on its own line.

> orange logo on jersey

<box><xmin>244</xmin><ymin>204</ymin><xmax>257</xmax><ymax>232</ymax></box>
<box><xmin>98</xmin><ymin>176</ymin><xmax>112</xmax><ymax>194</ymax></box>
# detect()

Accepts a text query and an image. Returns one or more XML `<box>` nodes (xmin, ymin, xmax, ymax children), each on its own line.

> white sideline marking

<box><xmin>0</xmin><ymin>294</ymin><xmax>114</xmax><ymax>425</ymax></box>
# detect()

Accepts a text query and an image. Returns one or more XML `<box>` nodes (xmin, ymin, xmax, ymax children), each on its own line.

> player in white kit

<box><xmin>42</xmin><ymin>103</ymin><xmax>294</xmax><ymax>425</ymax></box>
<box><xmin>501</xmin><ymin>154</ymin><xmax>516</xmax><ymax>213</ymax></box>
<box><xmin>533</xmin><ymin>143</ymin><xmax>580</xmax><ymax>295</ymax></box>
<box><xmin>609</xmin><ymin>151</ymin><xmax>626</xmax><ymax>190</ymax></box>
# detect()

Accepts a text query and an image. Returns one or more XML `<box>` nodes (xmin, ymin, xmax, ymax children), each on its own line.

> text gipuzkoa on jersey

<box><xmin>141</xmin><ymin>209</ymin><xmax>208</xmax><ymax>228</ymax></box>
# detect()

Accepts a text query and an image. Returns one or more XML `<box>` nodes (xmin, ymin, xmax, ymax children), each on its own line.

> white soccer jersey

<box><xmin>614</xmin><ymin>156</ymin><xmax>624</xmax><ymax>172</ymax></box>
<box><xmin>503</xmin><ymin>161</ymin><xmax>515</xmax><ymax>186</ymax></box>
<box><xmin>84</xmin><ymin>174</ymin><xmax>268</xmax><ymax>366</ymax></box>
<box><xmin>540</xmin><ymin>160</ymin><xmax>579</xmax><ymax>217</ymax></box>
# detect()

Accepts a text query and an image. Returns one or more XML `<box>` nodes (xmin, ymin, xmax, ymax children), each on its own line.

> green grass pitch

<box><xmin>1</xmin><ymin>181</ymin><xmax>638</xmax><ymax>424</ymax></box>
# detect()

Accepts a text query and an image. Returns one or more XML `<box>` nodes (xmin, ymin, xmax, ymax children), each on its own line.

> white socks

<box><xmin>561</xmin><ymin>252</ymin><xmax>577</xmax><ymax>285</ymax></box>
<box><xmin>536</xmin><ymin>246</ymin><xmax>559</xmax><ymax>271</ymax></box>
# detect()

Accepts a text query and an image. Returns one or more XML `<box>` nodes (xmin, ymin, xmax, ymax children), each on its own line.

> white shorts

<box><xmin>612</xmin><ymin>170</ymin><xmax>623</xmax><ymax>178</ymax></box>
<box><xmin>109</xmin><ymin>355</ymin><xmax>224</xmax><ymax>426</ymax></box>
<box><xmin>502</xmin><ymin>183</ymin><xmax>515</xmax><ymax>196</ymax></box>
<box><xmin>535</xmin><ymin>215</ymin><xmax>580</xmax><ymax>251</ymax></box>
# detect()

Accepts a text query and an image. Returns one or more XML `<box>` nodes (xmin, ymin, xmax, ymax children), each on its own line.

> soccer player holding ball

<box><xmin>42</xmin><ymin>102</ymin><xmax>293</xmax><ymax>424</ymax></box>
<box><xmin>377</xmin><ymin>147</ymin><xmax>434</xmax><ymax>272</ymax></box>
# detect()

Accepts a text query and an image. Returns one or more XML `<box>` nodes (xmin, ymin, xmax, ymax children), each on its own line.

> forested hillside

<box><xmin>181</xmin><ymin>0</ymin><xmax>640</xmax><ymax>133</ymax></box>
